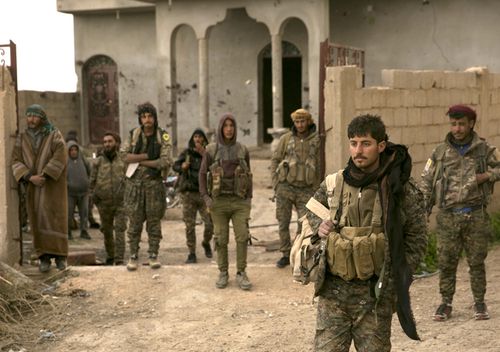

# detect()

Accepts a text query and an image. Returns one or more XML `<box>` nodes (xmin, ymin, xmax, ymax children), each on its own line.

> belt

<box><xmin>447</xmin><ymin>204</ymin><xmax>483</xmax><ymax>214</ymax></box>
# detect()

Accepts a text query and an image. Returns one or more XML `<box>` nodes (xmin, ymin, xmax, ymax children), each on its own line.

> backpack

<box><xmin>290</xmin><ymin>171</ymin><xmax>340</xmax><ymax>285</ymax></box>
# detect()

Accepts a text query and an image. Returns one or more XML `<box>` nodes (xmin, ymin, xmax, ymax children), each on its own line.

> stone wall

<box><xmin>0</xmin><ymin>67</ymin><xmax>21</xmax><ymax>265</ymax></box>
<box><xmin>17</xmin><ymin>90</ymin><xmax>81</xmax><ymax>141</ymax></box>
<box><xmin>324</xmin><ymin>66</ymin><xmax>500</xmax><ymax>212</ymax></box>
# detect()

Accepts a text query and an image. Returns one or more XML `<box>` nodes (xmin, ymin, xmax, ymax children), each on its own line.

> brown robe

<box><xmin>11</xmin><ymin>129</ymin><xmax>68</xmax><ymax>257</ymax></box>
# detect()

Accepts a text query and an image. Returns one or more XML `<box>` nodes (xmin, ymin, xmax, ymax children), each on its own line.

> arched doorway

<box><xmin>259</xmin><ymin>41</ymin><xmax>302</xmax><ymax>143</ymax></box>
<box><xmin>83</xmin><ymin>55</ymin><xmax>119</xmax><ymax>144</ymax></box>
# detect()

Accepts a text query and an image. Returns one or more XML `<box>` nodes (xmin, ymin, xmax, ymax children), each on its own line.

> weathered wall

<box><xmin>17</xmin><ymin>90</ymin><xmax>81</xmax><ymax>140</ymax></box>
<box><xmin>330</xmin><ymin>0</ymin><xmax>500</xmax><ymax>87</ymax></box>
<box><xmin>73</xmin><ymin>11</ymin><xmax>157</xmax><ymax>144</ymax></box>
<box><xmin>324</xmin><ymin>66</ymin><xmax>500</xmax><ymax>213</ymax></box>
<box><xmin>0</xmin><ymin>68</ymin><xmax>21</xmax><ymax>265</ymax></box>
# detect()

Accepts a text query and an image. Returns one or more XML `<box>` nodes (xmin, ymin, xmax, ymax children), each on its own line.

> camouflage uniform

<box><xmin>180</xmin><ymin>191</ymin><xmax>213</xmax><ymax>254</ymax></box>
<box><xmin>270</xmin><ymin>125</ymin><xmax>320</xmax><ymax>255</ymax></box>
<box><xmin>89</xmin><ymin>151</ymin><xmax>128</xmax><ymax>263</ymax></box>
<box><xmin>308</xmin><ymin>173</ymin><xmax>427</xmax><ymax>351</ymax></box>
<box><xmin>420</xmin><ymin>131</ymin><xmax>500</xmax><ymax>305</ymax></box>
<box><xmin>121</xmin><ymin>127</ymin><xmax>172</xmax><ymax>258</ymax></box>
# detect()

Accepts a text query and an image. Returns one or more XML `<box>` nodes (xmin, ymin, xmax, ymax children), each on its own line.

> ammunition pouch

<box><xmin>326</xmin><ymin>227</ymin><xmax>385</xmax><ymax>281</ymax></box>
<box><xmin>208</xmin><ymin>164</ymin><xmax>223</xmax><ymax>197</ymax></box>
<box><xmin>234</xmin><ymin>165</ymin><xmax>252</xmax><ymax>199</ymax></box>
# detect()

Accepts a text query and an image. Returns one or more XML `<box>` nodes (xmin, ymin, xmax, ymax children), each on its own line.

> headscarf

<box><xmin>188</xmin><ymin>128</ymin><xmax>209</xmax><ymax>149</ymax></box>
<box><xmin>216</xmin><ymin>113</ymin><xmax>239</xmax><ymax>161</ymax></box>
<box><xmin>26</xmin><ymin>104</ymin><xmax>56</xmax><ymax>136</ymax></box>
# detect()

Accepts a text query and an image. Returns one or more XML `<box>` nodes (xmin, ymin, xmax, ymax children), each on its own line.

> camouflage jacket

<box><xmin>120</xmin><ymin>127</ymin><xmax>173</xmax><ymax>180</ymax></box>
<box><xmin>270</xmin><ymin>124</ymin><xmax>320</xmax><ymax>189</ymax></box>
<box><xmin>307</xmin><ymin>175</ymin><xmax>427</xmax><ymax>277</ymax></box>
<box><xmin>89</xmin><ymin>153</ymin><xmax>126</xmax><ymax>206</ymax></box>
<box><xmin>420</xmin><ymin>132</ymin><xmax>500</xmax><ymax>211</ymax></box>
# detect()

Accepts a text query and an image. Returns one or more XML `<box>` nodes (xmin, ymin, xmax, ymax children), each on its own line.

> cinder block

<box><xmin>426</xmin><ymin>88</ymin><xmax>440</xmax><ymax>106</ymax></box>
<box><xmin>386</xmin><ymin>90</ymin><xmax>402</xmax><ymax>108</ymax></box>
<box><xmin>410</xmin><ymin>144</ymin><xmax>426</xmax><ymax>162</ymax></box>
<box><xmin>382</xmin><ymin>69</ymin><xmax>410</xmax><ymax>88</ymax></box>
<box><xmin>464</xmin><ymin>72</ymin><xmax>478</xmax><ymax>88</ymax></box>
<box><xmin>354</xmin><ymin>89</ymin><xmax>372</xmax><ymax>110</ymax></box>
<box><xmin>401</xmin><ymin>126</ymin><xmax>417</xmax><ymax>145</ymax></box>
<box><xmin>414</xmin><ymin>90</ymin><xmax>427</xmax><ymax>107</ymax></box>
<box><xmin>450</xmin><ymin>89</ymin><xmax>462</xmax><ymax>104</ymax></box>
<box><xmin>444</xmin><ymin>71</ymin><xmax>457</xmax><ymax>88</ymax></box>
<box><xmin>387</xmin><ymin>127</ymin><xmax>402</xmax><ymax>144</ymax></box>
<box><xmin>414</xmin><ymin>128</ymin><xmax>427</xmax><ymax>144</ymax></box>
<box><xmin>407</xmin><ymin>108</ymin><xmax>422</xmax><ymax>126</ymax></box>
<box><xmin>380</xmin><ymin>108</ymin><xmax>395</xmax><ymax>127</ymax></box>
<box><xmin>431</xmin><ymin>107</ymin><xmax>447</xmax><ymax>124</ymax></box>
<box><xmin>393</xmin><ymin>108</ymin><xmax>408</xmax><ymax>127</ymax></box>
<box><xmin>401</xmin><ymin>89</ymin><xmax>415</xmax><ymax>107</ymax></box>
<box><xmin>438</xmin><ymin>89</ymin><xmax>451</xmax><ymax>107</ymax></box>
<box><xmin>372</xmin><ymin>87</ymin><xmax>388</xmax><ymax>107</ymax></box>
<box><xmin>491</xmin><ymin>74</ymin><xmax>500</xmax><ymax>88</ymax></box>
<box><xmin>419</xmin><ymin>71</ymin><xmax>443</xmax><ymax>89</ymax></box>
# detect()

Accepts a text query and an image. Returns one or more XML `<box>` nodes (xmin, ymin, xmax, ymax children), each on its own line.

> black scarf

<box><xmin>133</xmin><ymin>128</ymin><xmax>162</xmax><ymax>177</ymax></box>
<box><xmin>343</xmin><ymin>143</ymin><xmax>420</xmax><ymax>340</ymax></box>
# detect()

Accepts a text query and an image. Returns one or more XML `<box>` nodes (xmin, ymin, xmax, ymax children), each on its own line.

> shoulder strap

<box><xmin>326</xmin><ymin>169</ymin><xmax>344</xmax><ymax>224</ymax></box>
<box><xmin>431</xmin><ymin>144</ymin><xmax>447</xmax><ymax>193</ymax></box>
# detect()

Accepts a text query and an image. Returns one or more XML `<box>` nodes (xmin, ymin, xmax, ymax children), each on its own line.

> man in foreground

<box><xmin>307</xmin><ymin>114</ymin><xmax>427</xmax><ymax>351</ymax></box>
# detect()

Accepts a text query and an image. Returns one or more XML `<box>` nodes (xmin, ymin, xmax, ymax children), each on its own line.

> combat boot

<box><xmin>80</xmin><ymin>230</ymin><xmax>92</xmax><ymax>240</ymax></box>
<box><xmin>215</xmin><ymin>271</ymin><xmax>229</xmax><ymax>289</ymax></box>
<box><xmin>149</xmin><ymin>254</ymin><xmax>161</xmax><ymax>269</ymax></box>
<box><xmin>236</xmin><ymin>271</ymin><xmax>252</xmax><ymax>290</ymax></box>
<box><xmin>202</xmin><ymin>241</ymin><xmax>213</xmax><ymax>258</ymax></box>
<box><xmin>276</xmin><ymin>256</ymin><xmax>290</xmax><ymax>268</ymax></box>
<box><xmin>185</xmin><ymin>253</ymin><xmax>197</xmax><ymax>264</ymax></box>
<box><xmin>127</xmin><ymin>254</ymin><xmax>139</xmax><ymax>271</ymax></box>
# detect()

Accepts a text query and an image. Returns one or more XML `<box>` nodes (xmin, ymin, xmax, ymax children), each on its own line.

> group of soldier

<box><xmin>11</xmin><ymin>100</ymin><xmax>500</xmax><ymax>351</ymax></box>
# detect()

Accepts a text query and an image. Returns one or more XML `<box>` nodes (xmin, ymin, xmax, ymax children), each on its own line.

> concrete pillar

<box><xmin>271</xmin><ymin>33</ymin><xmax>283</xmax><ymax>129</ymax></box>
<box><xmin>198</xmin><ymin>37</ymin><xmax>209</xmax><ymax>131</ymax></box>
<box><xmin>0</xmin><ymin>67</ymin><xmax>21</xmax><ymax>265</ymax></box>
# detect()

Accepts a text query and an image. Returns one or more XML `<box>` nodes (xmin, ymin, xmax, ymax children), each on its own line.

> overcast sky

<box><xmin>0</xmin><ymin>0</ymin><xmax>77</xmax><ymax>92</ymax></box>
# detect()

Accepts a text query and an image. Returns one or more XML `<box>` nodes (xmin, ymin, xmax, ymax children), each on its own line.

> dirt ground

<box><xmin>14</xmin><ymin>157</ymin><xmax>500</xmax><ymax>352</ymax></box>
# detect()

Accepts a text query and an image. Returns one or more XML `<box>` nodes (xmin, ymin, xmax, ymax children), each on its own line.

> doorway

<box><xmin>260</xmin><ymin>42</ymin><xmax>302</xmax><ymax>143</ymax></box>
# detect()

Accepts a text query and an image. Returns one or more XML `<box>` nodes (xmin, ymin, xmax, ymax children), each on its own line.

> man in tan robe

<box><xmin>11</xmin><ymin>104</ymin><xmax>68</xmax><ymax>272</ymax></box>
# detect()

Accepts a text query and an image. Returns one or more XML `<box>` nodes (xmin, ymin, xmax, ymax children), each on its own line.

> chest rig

<box><xmin>276</xmin><ymin>133</ymin><xmax>318</xmax><ymax>186</ymax></box>
<box><xmin>206</xmin><ymin>142</ymin><xmax>252</xmax><ymax>199</ymax></box>
<box><xmin>325</xmin><ymin>171</ymin><xmax>386</xmax><ymax>281</ymax></box>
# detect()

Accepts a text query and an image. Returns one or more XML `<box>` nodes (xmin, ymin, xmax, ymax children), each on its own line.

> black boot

<box><xmin>39</xmin><ymin>255</ymin><xmax>52</xmax><ymax>273</ymax></box>
<box><xmin>185</xmin><ymin>253</ymin><xmax>197</xmax><ymax>264</ymax></box>
<box><xmin>276</xmin><ymin>256</ymin><xmax>290</xmax><ymax>268</ymax></box>
<box><xmin>202</xmin><ymin>242</ymin><xmax>213</xmax><ymax>258</ymax></box>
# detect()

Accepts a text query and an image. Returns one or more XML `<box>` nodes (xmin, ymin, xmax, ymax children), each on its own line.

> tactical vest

<box><xmin>431</xmin><ymin>141</ymin><xmax>492</xmax><ymax>208</ymax></box>
<box><xmin>206</xmin><ymin>142</ymin><xmax>252</xmax><ymax>199</ymax></box>
<box><xmin>325</xmin><ymin>171</ymin><xmax>386</xmax><ymax>281</ymax></box>
<box><xmin>276</xmin><ymin>132</ymin><xmax>318</xmax><ymax>186</ymax></box>
<box><xmin>128</xmin><ymin>127</ymin><xmax>170</xmax><ymax>178</ymax></box>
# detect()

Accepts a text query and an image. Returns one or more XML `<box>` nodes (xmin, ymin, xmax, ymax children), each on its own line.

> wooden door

<box><xmin>83</xmin><ymin>56</ymin><xmax>119</xmax><ymax>144</ymax></box>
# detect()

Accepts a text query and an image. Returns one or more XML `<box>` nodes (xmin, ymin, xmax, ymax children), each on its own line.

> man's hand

<box><xmin>318</xmin><ymin>219</ymin><xmax>335</xmax><ymax>239</ymax></box>
<box><xmin>194</xmin><ymin>143</ymin><xmax>205</xmax><ymax>155</ymax></box>
<box><xmin>181</xmin><ymin>161</ymin><xmax>190</xmax><ymax>170</ymax></box>
<box><xmin>476</xmin><ymin>172</ymin><xmax>491</xmax><ymax>185</ymax></box>
<box><xmin>30</xmin><ymin>174</ymin><xmax>46</xmax><ymax>187</ymax></box>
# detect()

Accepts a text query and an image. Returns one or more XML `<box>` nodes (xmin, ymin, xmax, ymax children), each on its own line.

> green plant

<box><xmin>490</xmin><ymin>212</ymin><xmax>500</xmax><ymax>244</ymax></box>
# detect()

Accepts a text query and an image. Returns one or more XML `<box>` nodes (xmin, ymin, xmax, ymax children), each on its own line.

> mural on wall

<box><xmin>83</xmin><ymin>55</ymin><xmax>119</xmax><ymax>144</ymax></box>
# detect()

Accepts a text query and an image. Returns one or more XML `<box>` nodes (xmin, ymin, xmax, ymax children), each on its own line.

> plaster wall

<box><xmin>0</xmin><ymin>68</ymin><xmax>21</xmax><ymax>265</ymax></box>
<box><xmin>324</xmin><ymin>66</ymin><xmax>500</xmax><ymax>214</ymax></box>
<box><xmin>330</xmin><ymin>0</ymin><xmax>500</xmax><ymax>87</ymax></box>
<box><xmin>74</xmin><ymin>11</ymin><xmax>157</xmax><ymax>144</ymax></box>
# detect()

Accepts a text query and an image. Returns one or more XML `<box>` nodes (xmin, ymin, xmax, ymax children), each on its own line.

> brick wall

<box><xmin>324</xmin><ymin>66</ymin><xmax>500</xmax><ymax>212</ymax></box>
<box><xmin>17</xmin><ymin>90</ymin><xmax>81</xmax><ymax>141</ymax></box>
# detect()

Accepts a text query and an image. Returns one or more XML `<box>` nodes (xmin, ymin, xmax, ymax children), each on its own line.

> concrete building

<box><xmin>57</xmin><ymin>0</ymin><xmax>500</xmax><ymax>149</ymax></box>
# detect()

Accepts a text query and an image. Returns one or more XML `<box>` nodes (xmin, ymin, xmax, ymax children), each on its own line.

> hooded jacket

<box><xmin>199</xmin><ymin>113</ymin><xmax>252</xmax><ymax>199</ymax></box>
<box><xmin>173</xmin><ymin>128</ymin><xmax>209</xmax><ymax>192</ymax></box>
<box><xmin>67</xmin><ymin>140</ymin><xmax>91</xmax><ymax>196</ymax></box>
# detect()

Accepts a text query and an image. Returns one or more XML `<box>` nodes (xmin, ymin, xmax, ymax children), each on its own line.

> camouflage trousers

<box><xmin>211</xmin><ymin>195</ymin><xmax>251</xmax><ymax>273</ymax></box>
<box><xmin>315</xmin><ymin>275</ymin><xmax>393</xmax><ymax>352</ymax></box>
<box><xmin>436</xmin><ymin>208</ymin><xmax>491</xmax><ymax>304</ymax></box>
<box><xmin>96</xmin><ymin>202</ymin><xmax>128</xmax><ymax>262</ymax></box>
<box><xmin>124</xmin><ymin>178</ymin><xmax>166</xmax><ymax>257</ymax></box>
<box><xmin>181</xmin><ymin>191</ymin><xmax>213</xmax><ymax>254</ymax></box>
<box><xmin>275</xmin><ymin>182</ymin><xmax>314</xmax><ymax>255</ymax></box>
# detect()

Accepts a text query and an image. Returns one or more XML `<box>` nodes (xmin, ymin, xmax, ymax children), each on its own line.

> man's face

<box><xmin>140</xmin><ymin>112</ymin><xmax>155</xmax><ymax>129</ymax></box>
<box><xmin>27</xmin><ymin>114</ymin><xmax>43</xmax><ymax>129</ymax></box>
<box><xmin>222</xmin><ymin>119</ymin><xmax>235</xmax><ymax>140</ymax></box>
<box><xmin>293</xmin><ymin>118</ymin><xmax>309</xmax><ymax>134</ymax></box>
<box><xmin>450</xmin><ymin>116</ymin><xmax>474</xmax><ymax>141</ymax></box>
<box><xmin>349</xmin><ymin>134</ymin><xmax>386</xmax><ymax>173</ymax></box>
<box><xmin>103</xmin><ymin>135</ymin><xmax>117</xmax><ymax>152</ymax></box>
<box><xmin>69</xmin><ymin>146</ymin><xmax>79</xmax><ymax>159</ymax></box>
<box><xmin>192</xmin><ymin>133</ymin><xmax>205</xmax><ymax>147</ymax></box>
